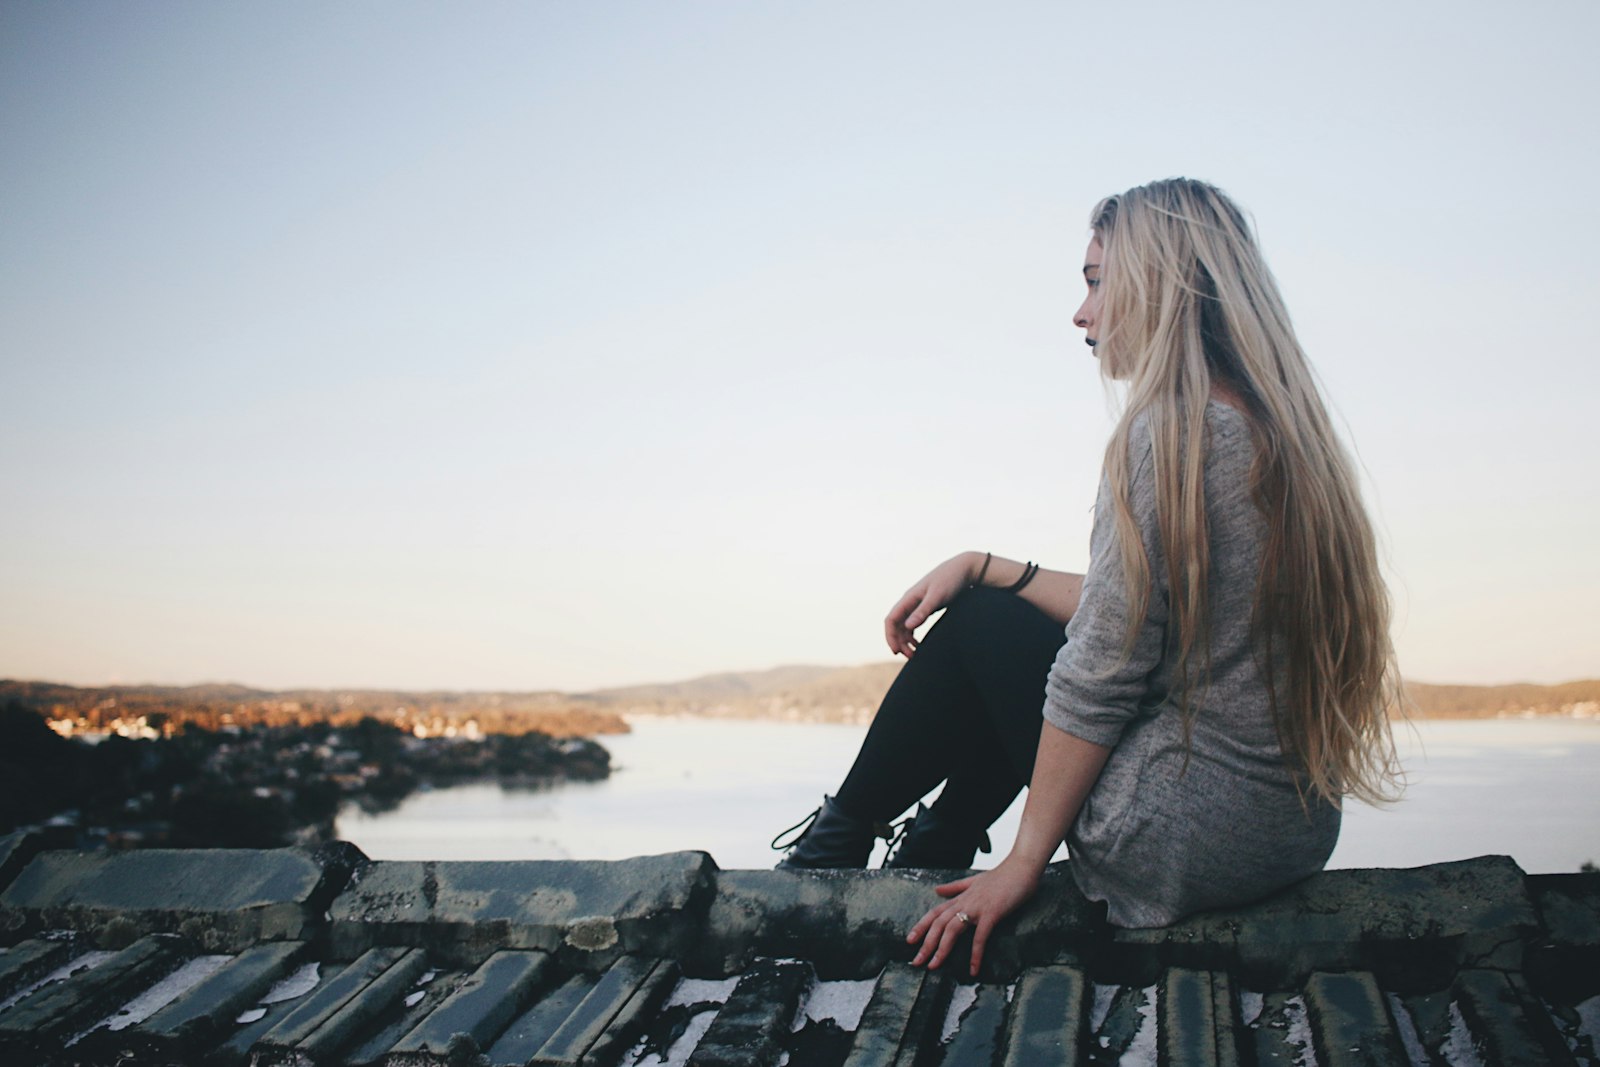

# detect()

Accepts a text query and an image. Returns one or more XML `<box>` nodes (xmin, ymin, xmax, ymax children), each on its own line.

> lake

<box><xmin>335</xmin><ymin>716</ymin><xmax>1600</xmax><ymax>874</ymax></box>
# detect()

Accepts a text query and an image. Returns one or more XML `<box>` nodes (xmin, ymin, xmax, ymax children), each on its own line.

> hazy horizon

<box><xmin>4</xmin><ymin>3</ymin><xmax>1597</xmax><ymax>692</ymax></box>
<box><xmin>9</xmin><ymin>661</ymin><xmax>1599</xmax><ymax>698</ymax></box>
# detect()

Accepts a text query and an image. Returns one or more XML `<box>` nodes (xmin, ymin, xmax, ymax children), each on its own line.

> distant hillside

<box><xmin>585</xmin><ymin>663</ymin><xmax>902</xmax><ymax>724</ymax></box>
<box><xmin>592</xmin><ymin>666</ymin><xmax>1600</xmax><ymax>724</ymax></box>
<box><xmin>4</xmin><ymin>670</ymin><xmax>1595</xmax><ymax>731</ymax></box>
<box><xmin>581</xmin><ymin>664</ymin><xmax>846</xmax><ymax>704</ymax></box>
<box><xmin>1403</xmin><ymin>679</ymin><xmax>1600</xmax><ymax>719</ymax></box>
<box><xmin>0</xmin><ymin>680</ymin><xmax>628</xmax><ymax>737</ymax></box>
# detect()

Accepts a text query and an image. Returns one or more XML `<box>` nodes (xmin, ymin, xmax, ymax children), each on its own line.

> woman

<box><xmin>770</xmin><ymin>178</ymin><xmax>1403</xmax><ymax>976</ymax></box>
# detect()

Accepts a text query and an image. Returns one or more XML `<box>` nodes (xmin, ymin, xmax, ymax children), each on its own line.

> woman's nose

<box><xmin>1073</xmin><ymin>299</ymin><xmax>1092</xmax><ymax>329</ymax></box>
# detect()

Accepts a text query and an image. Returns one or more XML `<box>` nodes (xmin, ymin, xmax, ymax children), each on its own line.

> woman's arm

<box><xmin>977</xmin><ymin>553</ymin><xmax>1084</xmax><ymax>626</ymax></box>
<box><xmin>884</xmin><ymin>551</ymin><xmax>1084</xmax><ymax>657</ymax></box>
<box><xmin>907</xmin><ymin>721</ymin><xmax>1110</xmax><ymax>975</ymax></box>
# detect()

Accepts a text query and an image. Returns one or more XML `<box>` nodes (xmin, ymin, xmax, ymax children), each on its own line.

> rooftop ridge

<box><xmin>0</xmin><ymin>835</ymin><xmax>1594</xmax><ymax>1064</ymax></box>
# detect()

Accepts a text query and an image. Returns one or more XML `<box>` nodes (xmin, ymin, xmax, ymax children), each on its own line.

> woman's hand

<box><xmin>884</xmin><ymin>552</ymin><xmax>982</xmax><ymax>657</ymax></box>
<box><xmin>907</xmin><ymin>725</ymin><xmax>1111</xmax><ymax>977</ymax></box>
<box><xmin>905</xmin><ymin>857</ymin><xmax>1043</xmax><ymax>977</ymax></box>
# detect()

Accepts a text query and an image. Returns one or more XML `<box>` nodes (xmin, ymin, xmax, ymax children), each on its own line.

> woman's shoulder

<box><xmin>1203</xmin><ymin>396</ymin><xmax>1254</xmax><ymax>454</ymax></box>
<box><xmin>1121</xmin><ymin>396</ymin><xmax>1253</xmax><ymax>461</ymax></box>
<box><xmin>1205</xmin><ymin>394</ymin><xmax>1251</xmax><ymax>430</ymax></box>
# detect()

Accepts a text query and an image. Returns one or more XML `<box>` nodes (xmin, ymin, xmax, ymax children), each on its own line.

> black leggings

<box><xmin>834</xmin><ymin>586</ymin><xmax>1068</xmax><ymax>831</ymax></box>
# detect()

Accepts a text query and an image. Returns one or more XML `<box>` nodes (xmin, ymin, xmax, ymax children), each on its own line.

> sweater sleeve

<box><xmin>1043</xmin><ymin>419</ymin><xmax>1168</xmax><ymax>748</ymax></box>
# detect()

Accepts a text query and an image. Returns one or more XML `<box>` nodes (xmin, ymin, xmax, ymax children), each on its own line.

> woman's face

<box><xmin>1073</xmin><ymin>237</ymin><xmax>1103</xmax><ymax>353</ymax></box>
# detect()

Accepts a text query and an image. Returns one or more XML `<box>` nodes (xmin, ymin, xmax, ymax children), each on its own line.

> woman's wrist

<box><xmin>998</xmin><ymin>848</ymin><xmax>1049</xmax><ymax>886</ymax></box>
<box><xmin>965</xmin><ymin>552</ymin><xmax>1041</xmax><ymax>594</ymax></box>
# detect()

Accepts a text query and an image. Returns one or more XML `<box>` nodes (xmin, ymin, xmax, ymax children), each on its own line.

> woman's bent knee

<box><xmin>939</xmin><ymin>585</ymin><xmax>1057</xmax><ymax>636</ymax></box>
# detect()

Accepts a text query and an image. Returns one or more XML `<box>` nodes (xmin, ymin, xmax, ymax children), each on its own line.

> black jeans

<box><xmin>834</xmin><ymin>586</ymin><xmax>1068</xmax><ymax>831</ymax></box>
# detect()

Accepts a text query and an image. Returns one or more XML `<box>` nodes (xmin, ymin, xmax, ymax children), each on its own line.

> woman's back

<box><xmin>1089</xmin><ymin>178</ymin><xmax>1402</xmax><ymax>813</ymax></box>
<box><xmin>1047</xmin><ymin>399</ymin><xmax>1339</xmax><ymax>926</ymax></box>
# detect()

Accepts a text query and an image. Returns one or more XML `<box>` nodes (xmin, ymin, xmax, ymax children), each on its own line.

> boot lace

<box><xmin>880</xmin><ymin>807</ymin><xmax>993</xmax><ymax>867</ymax></box>
<box><xmin>770</xmin><ymin>807</ymin><xmax>820</xmax><ymax>852</ymax></box>
<box><xmin>770</xmin><ymin>807</ymin><xmax>896</xmax><ymax>853</ymax></box>
<box><xmin>880</xmin><ymin>814</ymin><xmax>914</xmax><ymax>867</ymax></box>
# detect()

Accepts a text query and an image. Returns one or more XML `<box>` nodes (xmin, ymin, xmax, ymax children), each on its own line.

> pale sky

<box><xmin>3</xmin><ymin>1</ymin><xmax>1597</xmax><ymax>692</ymax></box>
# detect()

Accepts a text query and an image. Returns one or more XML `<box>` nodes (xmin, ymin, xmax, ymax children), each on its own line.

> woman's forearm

<box><xmin>1008</xmin><ymin>721</ymin><xmax>1111</xmax><ymax>874</ymax></box>
<box><xmin>904</xmin><ymin>719</ymin><xmax>1111</xmax><ymax>976</ymax></box>
<box><xmin>962</xmin><ymin>551</ymin><xmax>1084</xmax><ymax>625</ymax></box>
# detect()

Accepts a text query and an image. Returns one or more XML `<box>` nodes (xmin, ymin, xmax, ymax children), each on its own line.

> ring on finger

<box><xmin>955</xmin><ymin>911</ymin><xmax>971</xmax><ymax>925</ymax></box>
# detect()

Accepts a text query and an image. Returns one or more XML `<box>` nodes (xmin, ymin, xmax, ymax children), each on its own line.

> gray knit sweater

<box><xmin>1043</xmin><ymin>400</ymin><xmax>1340</xmax><ymax>927</ymax></box>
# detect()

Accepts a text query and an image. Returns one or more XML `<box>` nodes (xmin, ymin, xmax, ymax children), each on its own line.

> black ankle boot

<box><xmin>883</xmin><ymin>803</ymin><xmax>992</xmax><ymax>870</ymax></box>
<box><xmin>772</xmin><ymin>795</ymin><xmax>890</xmax><ymax>870</ymax></box>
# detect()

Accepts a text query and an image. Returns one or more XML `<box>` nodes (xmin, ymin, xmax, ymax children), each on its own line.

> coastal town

<box><xmin>0</xmin><ymin>691</ymin><xmax>612</xmax><ymax>854</ymax></box>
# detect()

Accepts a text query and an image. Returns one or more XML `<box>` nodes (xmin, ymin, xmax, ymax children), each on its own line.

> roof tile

<box><xmin>386</xmin><ymin>948</ymin><xmax>550</xmax><ymax>1063</ymax></box>
<box><xmin>0</xmin><ymin>850</ymin><xmax>1592</xmax><ymax>1065</ymax></box>
<box><xmin>689</xmin><ymin>956</ymin><xmax>810</xmax><ymax>1067</ymax></box>
<box><xmin>0</xmin><ymin>933</ymin><xmax>188</xmax><ymax>1057</ymax></box>
<box><xmin>1302</xmin><ymin>970</ymin><xmax>1410</xmax><ymax>1067</ymax></box>
<box><xmin>999</xmin><ymin>964</ymin><xmax>1087</xmax><ymax>1067</ymax></box>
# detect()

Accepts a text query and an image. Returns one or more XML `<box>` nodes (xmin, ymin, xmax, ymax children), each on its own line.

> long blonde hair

<box><xmin>1092</xmin><ymin>178</ymin><xmax>1402</xmax><ymax>806</ymax></box>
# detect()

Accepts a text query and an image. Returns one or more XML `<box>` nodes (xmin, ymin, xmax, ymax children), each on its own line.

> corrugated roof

<box><xmin>0</xmin><ymin>832</ymin><xmax>1594</xmax><ymax>1065</ymax></box>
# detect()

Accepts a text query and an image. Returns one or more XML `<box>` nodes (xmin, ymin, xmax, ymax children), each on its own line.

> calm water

<box><xmin>336</xmin><ymin>716</ymin><xmax>1600</xmax><ymax>874</ymax></box>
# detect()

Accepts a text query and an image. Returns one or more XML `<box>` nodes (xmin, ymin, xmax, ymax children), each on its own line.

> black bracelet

<box><xmin>972</xmin><ymin>552</ymin><xmax>992</xmax><ymax>587</ymax></box>
<box><xmin>1005</xmin><ymin>561</ymin><xmax>1039</xmax><ymax>593</ymax></box>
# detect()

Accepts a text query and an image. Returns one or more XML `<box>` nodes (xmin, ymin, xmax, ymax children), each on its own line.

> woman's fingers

<box><xmin>926</xmin><ymin>907</ymin><xmax>972</xmax><ymax>970</ymax></box>
<box><xmin>910</xmin><ymin>912</ymin><xmax>1000</xmax><ymax>977</ymax></box>
<box><xmin>884</xmin><ymin>587</ymin><xmax>924</xmax><ymax>655</ymax></box>
<box><xmin>908</xmin><ymin>897</ymin><xmax>981</xmax><ymax>970</ymax></box>
<box><xmin>907</xmin><ymin>898</ymin><xmax>953</xmax><ymax>945</ymax></box>
<box><xmin>909</xmin><ymin>921</ymin><xmax>934</xmax><ymax>966</ymax></box>
<box><xmin>908</xmin><ymin>907</ymin><xmax>941</xmax><ymax>964</ymax></box>
<box><xmin>885</xmin><ymin>554</ymin><xmax>979</xmax><ymax>655</ymax></box>
<box><xmin>910</xmin><ymin>901</ymin><xmax>957</xmax><ymax>960</ymax></box>
<box><xmin>888</xmin><ymin>628</ymin><xmax>918</xmax><ymax>658</ymax></box>
<box><xmin>886</xmin><ymin>586</ymin><xmax>921</xmax><ymax>625</ymax></box>
<box><xmin>909</xmin><ymin>863</ymin><xmax>1040</xmax><ymax>977</ymax></box>
<box><xmin>968</xmin><ymin>913</ymin><xmax>995</xmax><ymax>977</ymax></box>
